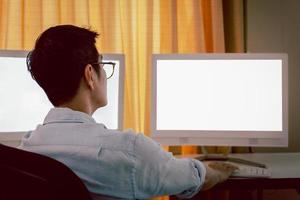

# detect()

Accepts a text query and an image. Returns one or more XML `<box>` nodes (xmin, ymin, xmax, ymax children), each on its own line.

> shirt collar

<box><xmin>43</xmin><ymin>107</ymin><xmax>96</xmax><ymax>125</ymax></box>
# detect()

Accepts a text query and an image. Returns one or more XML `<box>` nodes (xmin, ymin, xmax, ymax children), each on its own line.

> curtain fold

<box><xmin>0</xmin><ymin>0</ymin><xmax>245</xmax><ymax>199</ymax></box>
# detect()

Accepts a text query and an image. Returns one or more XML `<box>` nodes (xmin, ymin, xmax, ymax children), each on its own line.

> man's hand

<box><xmin>202</xmin><ymin>161</ymin><xmax>238</xmax><ymax>191</ymax></box>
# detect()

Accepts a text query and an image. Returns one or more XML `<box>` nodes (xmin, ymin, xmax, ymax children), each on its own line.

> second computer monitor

<box><xmin>151</xmin><ymin>53</ymin><xmax>288</xmax><ymax>147</ymax></box>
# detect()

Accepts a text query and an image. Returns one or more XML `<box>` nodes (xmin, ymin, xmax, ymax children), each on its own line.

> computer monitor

<box><xmin>0</xmin><ymin>50</ymin><xmax>125</xmax><ymax>137</ymax></box>
<box><xmin>151</xmin><ymin>53</ymin><xmax>288</xmax><ymax>147</ymax></box>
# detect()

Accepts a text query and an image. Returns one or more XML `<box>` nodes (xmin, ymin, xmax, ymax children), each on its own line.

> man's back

<box><xmin>19</xmin><ymin>107</ymin><xmax>206</xmax><ymax>199</ymax></box>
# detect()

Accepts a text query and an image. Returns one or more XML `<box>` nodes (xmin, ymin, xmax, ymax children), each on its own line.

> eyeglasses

<box><xmin>92</xmin><ymin>62</ymin><xmax>116</xmax><ymax>79</ymax></box>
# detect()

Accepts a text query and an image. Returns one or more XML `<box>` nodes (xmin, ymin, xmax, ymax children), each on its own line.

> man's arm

<box><xmin>132</xmin><ymin>134</ymin><xmax>237</xmax><ymax>199</ymax></box>
<box><xmin>132</xmin><ymin>134</ymin><xmax>205</xmax><ymax>199</ymax></box>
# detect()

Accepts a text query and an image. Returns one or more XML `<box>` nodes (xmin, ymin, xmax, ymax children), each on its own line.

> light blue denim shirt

<box><xmin>18</xmin><ymin>108</ymin><xmax>206</xmax><ymax>199</ymax></box>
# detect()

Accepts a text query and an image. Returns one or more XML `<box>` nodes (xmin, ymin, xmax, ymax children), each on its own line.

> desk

<box><xmin>171</xmin><ymin>153</ymin><xmax>300</xmax><ymax>200</ymax></box>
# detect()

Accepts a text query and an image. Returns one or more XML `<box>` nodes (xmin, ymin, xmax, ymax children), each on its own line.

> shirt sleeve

<box><xmin>132</xmin><ymin>134</ymin><xmax>206</xmax><ymax>199</ymax></box>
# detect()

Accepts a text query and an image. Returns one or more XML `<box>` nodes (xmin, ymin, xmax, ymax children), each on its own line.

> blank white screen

<box><xmin>0</xmin><ymin>57</ymin><xmax>120</xmax><ymax>132</ymax></box>
<box><xmin>156</xmin><ymin>59</ymin><xmax>282</xmax><ymax>131</ymax></box>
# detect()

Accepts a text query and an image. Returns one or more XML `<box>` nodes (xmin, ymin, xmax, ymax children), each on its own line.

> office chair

<box><xmin>0</xmin><ymin>144</ymin><xmax>92</xmax><ymax>200</ymax></box>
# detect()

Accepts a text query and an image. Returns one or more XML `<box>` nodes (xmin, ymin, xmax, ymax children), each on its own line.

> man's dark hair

<box><xmin>27</xmin><ymin>25</ymin><xmax>99</xmax><ymax>106</ymax></box>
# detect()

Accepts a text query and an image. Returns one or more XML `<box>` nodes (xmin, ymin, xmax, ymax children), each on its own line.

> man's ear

<box><xmin>84</xmin><ymin>64</ymin><xmax>95</xmax><ymax>90</ymax></box>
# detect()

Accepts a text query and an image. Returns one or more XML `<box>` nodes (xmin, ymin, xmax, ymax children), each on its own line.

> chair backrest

<box><xmin>0</xmin><ymin>144</ymin><xmax>92</xmax><ymax>200</ymax></box>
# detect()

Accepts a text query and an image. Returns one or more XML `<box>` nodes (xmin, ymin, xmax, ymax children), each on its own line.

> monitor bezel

<box><xmin>0</xmin><ymin>50</ymin><xmax>125</xmax><ymax>144</ymax></box>
<box><xmin>151</xmin><ymin>53</ymin><xmax>288</xmax><ymax>147</ymax></box>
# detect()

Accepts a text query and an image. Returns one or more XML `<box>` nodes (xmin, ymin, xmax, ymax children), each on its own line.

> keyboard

<box><xmin>231</xmin><ymin>165</ymin><xmax>272</xmax><ymax>178</ymax></box>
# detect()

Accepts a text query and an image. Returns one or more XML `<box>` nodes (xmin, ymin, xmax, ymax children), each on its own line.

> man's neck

<box><xmin>59</xmin><ymin>97</ymin><xmax>96</xmax><ymax>116</ymax></box>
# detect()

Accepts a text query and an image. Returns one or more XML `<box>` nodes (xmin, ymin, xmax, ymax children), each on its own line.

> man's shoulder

<box><xmin>98</xmin><ymin>129</ymin><xmax>160</xmax><ymax>156</ymax></box>
<box><xmin>97</xmin><ymin>128</ymin><xmax>140</xmax><ymax>153</ymax></box>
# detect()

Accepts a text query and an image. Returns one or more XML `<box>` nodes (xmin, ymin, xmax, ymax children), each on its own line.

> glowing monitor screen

<box><xmin>0</xmin><ymin>50</ymin><xmax>124</xmax><ymax>133</ymax></box>
<box><xmin>151</xmin><ymin>54</ymin><xmax>288</xmax><ymax>147</ymax></box>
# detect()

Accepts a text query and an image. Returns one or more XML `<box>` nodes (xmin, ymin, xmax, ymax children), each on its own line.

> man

<box><xmin>19</xmin><ymin>25</ymin><xmax>236</xmax><ymax>199</ymax></box>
